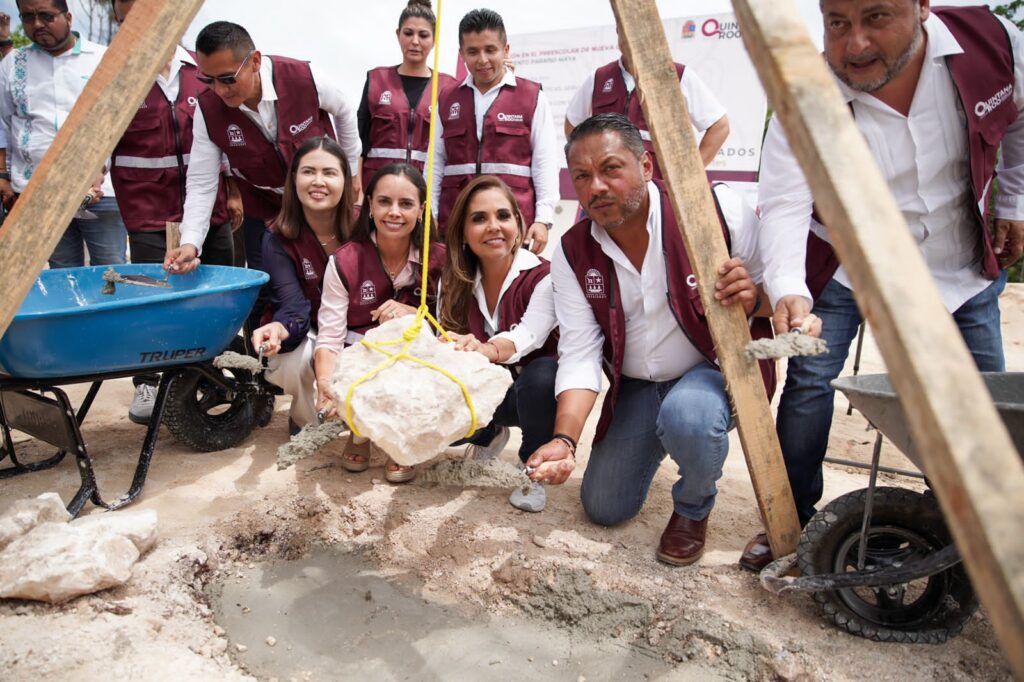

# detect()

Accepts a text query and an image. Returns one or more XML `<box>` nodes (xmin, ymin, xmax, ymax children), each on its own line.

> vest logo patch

<box><xmin>975</xmin><ymin>84</ymin><xmax>1013</xmax><ymax>119</ymax></box>
<box><xmin>360</xmin><ymin>280</ymin><xmax>377</xmax><ymax>304</ymax></box>
<box><xmin>585</xmin><ymin>269</ymin><xmax>606</xmax><ymax>299</ymax></box>
<box><xmin>448</xmin><ymin>102</ymin><xmax>461</xmax><ymax>120</ymax></box>
<box><xmin>686</xmin><ymin>274</ymin><xmax>698</xmax><ymax>289</ymax></box>
<box><xmin>187</xmin><ymin>96</ymin><xmax>198</xmax><ymax>108</ymax></box>
<box><xmin>289</xmin><ymin>116</ymin><xmax>315</xmax><ymax>136</ymax></box>
<box><xmin>379</xmin><ymin>90</ymin><xmax>393</xmax><ymax>105</ymax></box>
<box><xmin>138</xmin><ymin>101</ymin><xmax>149</xmax><ymax>110</ymax></box>
<box><xmin>227</xmin><ymin>124</ymin><xmax>246</xmax><ymax>147</ymax></box>
<box><xmin>601</xmin><ymin>78</ymin><xmax>615</xmax><ymax>93</ymax></box>
<box><xmin>496</xmin><ymin>112</ymin><xmax>524</xmax><ymax>123</ymax></box>
<box><xmin>301</xmin><ymin>258</ymin><xmax>317</xmax><ymax>280</ymax></box>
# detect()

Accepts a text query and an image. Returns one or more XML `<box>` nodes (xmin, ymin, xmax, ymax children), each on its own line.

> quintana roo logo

<box><xmin>227</xmin><ymin>124</ymin><xmax>246</xmax><ymax>147</ymax></box>
<box><xmin>289</xmin><ymin>116</ymin><xmax>315</xmax><ymax>136</ymax></box>
<box><xmin>360</xmin><ymin>280</ymin><xmax>377</xmax><ymax>304</ymax></box>
<box><xmin>585</xmin><ymin>269</ymin><xmax>606</xmax><ymax>299</ymax></box>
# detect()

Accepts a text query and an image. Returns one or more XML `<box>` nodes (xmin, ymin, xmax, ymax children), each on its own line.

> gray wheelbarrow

<box><xmin>761</xmin><ymin>373</ymin><xmax>1023</xmax><ymax>644</ymax></box>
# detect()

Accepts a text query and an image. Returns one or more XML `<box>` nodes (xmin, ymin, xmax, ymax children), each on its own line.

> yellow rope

<box><xmin>344</xmin><ymin>0</ymin><xmax>478</xmax><ymax>440</ymax></box>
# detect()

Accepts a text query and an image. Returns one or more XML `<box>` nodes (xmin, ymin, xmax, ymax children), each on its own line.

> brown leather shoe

<box><xmin>656</xmin><ymin>512</ymin><xmax>708</xmax><ymax>566</ymax></box>
<box><xmin>739</xmin><ymin>531</ymin><xmax>774</xmax><ymax>572</ymax></box>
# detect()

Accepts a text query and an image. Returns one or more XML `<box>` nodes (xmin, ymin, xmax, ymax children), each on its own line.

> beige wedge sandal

<box><xmin>384</xmin><ymin>458</ymin><xmax>416</xmax><ymax>484</ymax></box>
<box><xmin>340</xmin><ymin>435</ymin><xmax>371</xmax><ymax>473</ymax></box>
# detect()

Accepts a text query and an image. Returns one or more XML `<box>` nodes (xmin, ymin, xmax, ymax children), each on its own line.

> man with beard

<box><xmin>0</xmin><ymin>0</ymin><xmax>126</xmax><ymax>267</ymax></box>
<box><xmin>740</xmin><ymin>0</ymin><xmax>1024</xmax><ymax>572</ymax></box>
<box><xmin>524</xmin><ymin>113</ymin><xmax>776</xmax><ymax>566</ymax></box>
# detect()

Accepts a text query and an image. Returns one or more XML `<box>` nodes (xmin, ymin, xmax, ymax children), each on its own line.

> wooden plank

<box><xmin>0</xmin><ymin>0</ymin><xmax>205</xmax><ymax>338</ymax></box>
<box><xmin>609</xmin><ymin>0</ymin><xmax>801</xmax><ymax>557</ymax></box>
<box><xmin>730</xmin><ymin>0</ymin><xmax>1024</xmax><ymax>675</ymax></box>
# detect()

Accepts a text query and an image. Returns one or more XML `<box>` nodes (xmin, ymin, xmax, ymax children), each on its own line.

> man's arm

<box><xmin>562</xmin><ymin>72</ymin><xmax>597</xmax><ymax>139</ymax></box>
<box><xmin>167</xmin><ymin>103</ymin><xmax>224</xmax><ymax>272</ymax></box>
<box><xmin>680</xmin><ymin>67</ymin><xmax>730</xmax><ymax>167</ymax></box>
<box><xmin>992</xmin><ymin>16</ymin><xmax>1024</xmax><ymax>269</ymax></box>
<box><xmin>698</xmin><ymin>115</ymin><xmax>729</xmax><ymax>167</ymax></box>
<box><xmin>525</xmin><ymin>89</ymin><xmax>560</xmax><ymax>253</ymax></box>
<box><xmin>312</xmin><ymin>66</ymin><xmax>362</xmax><ymax>196</ymax></box>
<box><xmin>526</xmin><ymin>243</ymin><xmax>604</xmax><ymax>484</ymax></box>
<box><xmin>429</xmin><ymin>115</ymin><xmax>446</xmax><ymax>215</ymax></box>
<box><xmin>757</xmin><ymin>116</ymin><xmax>816</xmax><ymax>332</ymax></box>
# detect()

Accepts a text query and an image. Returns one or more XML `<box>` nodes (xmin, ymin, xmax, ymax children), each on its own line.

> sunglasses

<box><xmin>196</xmin><ymin>48</ymin><xmax>255</xmax><ymax>86</ymax></box>
<box><xmin>19</xmin><ymin>11</ymin><xmax>63</xmax><ymax>25</ymax></box>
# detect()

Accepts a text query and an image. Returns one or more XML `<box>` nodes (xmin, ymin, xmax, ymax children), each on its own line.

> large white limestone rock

<box><xmin>0</xmin><ymin>493</ymin><xmax>70</xmax><ymax>551</ymax></box>
<box><xmin>0</xmin><ymin>508</ymin><xmax>158</xmax><ymax>603</ymax></box>
<box><xmin>334</xmin><ymin>317</ymin><xmax>513</xmax><ymax>466</ymax></box>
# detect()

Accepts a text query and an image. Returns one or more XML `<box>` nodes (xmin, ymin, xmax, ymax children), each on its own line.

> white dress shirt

<box><xmin>564</xmin><ymin>58</ymin><xmax>727</xmax><ymax>133</ymax></box>
<box><xmin>0</xmin><ymin>35</ymin><xmax>112</xmax><ymax>195</ymax></box>
<box><xmin>552</xmin><ymin>182</ymin><xmax>761</xmax><ymax>396</ymax></box>
<box><xmin>466</xmin><ymin>249</ymin><xmax>557</xmax><ymax>364</ymax></box>
<box><xmin>153</xmin><ymin>46</ymin><xmax>195</xmax><ymax>103</ymax></box>
<box><xmin>430</xmin><ymin>69</ymin><xmax>560</xmax><ymax>224</ymax></box>
<box><xmin>758</xmin><ymin>13</ymin><xmax>1024</xmax><ymax>312</ymax></box>
<box><xmin>181</xmin><ymin>56</ymin><xmax>361</xmax><ymax>251</ymax></box>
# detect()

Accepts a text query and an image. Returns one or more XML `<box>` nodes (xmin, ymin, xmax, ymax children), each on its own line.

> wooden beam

<box><xmin>731</xmin><ymin>0</ymin><xmax>1024</xmax><ymax>675</ymax></box>
<box><xmin>0</xmin><ymin>0</ymin><xmax>205</xmax><ymax>339</ymax></box>
<box><xmin>609</xmin><ymin>0</ymin><xmax>801</xmax><ymax>557</ymax></box>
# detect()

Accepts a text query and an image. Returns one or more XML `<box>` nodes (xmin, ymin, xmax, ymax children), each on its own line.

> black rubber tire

<box><xmin>163</xmin><ymin>337</ymin><xmax>256</xmax><ymax>452</ymax></box>
<box><xmin>797</xmin><ymin>486</ymin><xmax>978</xmax><ymax>644</ymax></box>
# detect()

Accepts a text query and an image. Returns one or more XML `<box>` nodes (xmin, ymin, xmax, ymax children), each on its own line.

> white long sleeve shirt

<box><xmin>564</xmin><ymin>58</ymin><xmax>727</xmax><ymax>133</ymax></box>
<box><xmin>552</xmin><ymin>182</ymin><xmax>761</xmax><ymax>396</ymax></box>
<box><xmin>430</xmin><ymin>69</ymin><xmax>560</xmax><ymax>225</ymax></box>
<box><xmin>0</xmin><ymin>35</ymin><xmax>112</xmax><ymax>195</ymax></box>
<box><xmin>757</xmin><ymin>13</ymin><xmax>1024</xmax><ymax>312</ymax></box>
<box><xmin>180</xmin><ymin>56</ymin><xmax>361</xmax><ymax>251</ymax></box>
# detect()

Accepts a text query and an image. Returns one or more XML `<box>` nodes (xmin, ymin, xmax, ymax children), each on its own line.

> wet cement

<box><xmin>212</xmin><ymin>549</ymin><xmax>716</xmax><ymax>681</ymax></box>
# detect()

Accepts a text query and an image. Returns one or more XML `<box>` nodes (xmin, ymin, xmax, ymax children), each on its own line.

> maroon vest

<box><xmin>334</xmin><ymin>238</ymin><xmax>446</xmax><ymax>339</ymax></box>
<box><xmin>466</xmin><ymin>258</ymin><xmax>559</xmax><ymax>372</ymax></box>
<box><xmin>438</xmin><ymin>76</ymin><xmax>541</xmax><ymax>233</ymax></box>
<box><xmin>591</xmin><ymin>60</ymin><xmax>685</xmax><ymax>181</ymax></box>
<box><xmin>269</xmin><ymin>223</ymin><xmax>330</xmax><ymax>331</ymax></box>
<box><xmin>198</xmin><ymin>55</ymin><xmax>337</xmax><ymax>222</ymax></box>
<box><xmin>362</xmin><ymin>66</ymin><xmax>456</xmax><ymax>188</ymax></box>
<box><xmin>808</xmin><ymin>6</ymin><xmax>1015</xmax><ymax>287</ymax></box>
<box><xmin>111</xmin><ymin>55</ymin><xmax>229</xmax><ymax>233</ymax></box>
<box><xmin>561</xmin><ymin>181</ymin><xmax>776</xmax><ymax>442</ymax></box>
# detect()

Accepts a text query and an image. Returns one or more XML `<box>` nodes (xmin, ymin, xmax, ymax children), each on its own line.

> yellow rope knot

<box><xmin>343</xmin><ymin>0</ymin><xmax>478</xmax><ymax>442</ymax></box>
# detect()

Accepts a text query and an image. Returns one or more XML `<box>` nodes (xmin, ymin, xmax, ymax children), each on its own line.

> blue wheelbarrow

<box><xmin>762</xmin><ymin>373</ymin><xmax>1024</xmax><ymax>644</ymax></box>
<box><xmin>0</xmin><ymin>265</ymin><xmax>272</xmax><ymax>516</ymax></box>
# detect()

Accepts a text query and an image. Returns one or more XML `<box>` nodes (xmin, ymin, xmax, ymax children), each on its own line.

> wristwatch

<box><xmin>0</xmin><ymin>40</ymin><xmax>14</xmax><ymax>48</ymax></box>
<box><xmin>538</xmin><ymin>221</ymin><xmax>552</xmax><ymax>230</ymax></box>
<box><xmin>0</xmin><ymin>172</ymin><xmax>10</xmax><ymax>181</ymax></box>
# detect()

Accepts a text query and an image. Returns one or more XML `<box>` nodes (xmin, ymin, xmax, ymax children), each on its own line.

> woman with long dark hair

<box><xmin>315</xmin><ymin>163</ymin><xmax>445</xmax><ymax>483</ymax></box>
<box><xmin>251</xmin><ymin>136</ymin><xmax>354</xmax><ymax>435</ymax></box>
<box><xmin>439</xmin><ymin>176</ymin><xmax>558</xmax><ymax>511</ymax></box>
<box><xmin>357</xmin><ymin>0</ymin><xmax>455</xmax><ymax>189</ymax></box>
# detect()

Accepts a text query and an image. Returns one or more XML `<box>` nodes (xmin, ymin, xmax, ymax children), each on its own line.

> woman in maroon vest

<box><xmin>439</xmin><ymin>176</ymin><xmax>558</xmax><ymax>512</ymax></box>
<box><xmin>357</xmin><ymin>0</ymin><xmax>456</xmax><ymax>189</ymax></box>
<box><xmin>315</xmin><ymin>163</ymin><xmax>445</xmax><ymax>484</ymax></box>
<box><xmin>250</xmin><ymin>136</ymin><xmax>354</xmax><ymax>436</ymax></box>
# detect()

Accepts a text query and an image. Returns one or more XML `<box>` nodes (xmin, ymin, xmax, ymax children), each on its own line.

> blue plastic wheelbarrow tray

<box><xmin>0</xmin><ymin>265</ymin><xmax>270</xmax><ymax>516</ymax></box>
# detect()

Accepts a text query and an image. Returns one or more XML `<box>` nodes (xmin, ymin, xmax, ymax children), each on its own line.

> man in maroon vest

<box><xmin>163</xmin><ymin>21</ymin><xmax>360</xmax><ymax>275</ymax></box>
<box><xmin>111</xmin><ymin>0</ymin><xmax>243</xmax><ymax>425</ymax></box>
<box><xmin>430</xmin><ymin>9</ymin><xmax>559</xmax><ymax>252</ymax></box>
<box><xmin>741</xmin><ymin>1</ymin><xmax>1024</xmax><ymax>572</ymax></box>
<box><xmin>563</xmin><ymin>29</ymin><xmax>730</xmax><ymax>173</ymax></box>
<box><xmin>525</xmin><ymin>113</ymin><xmax>774</xmax><ymax>567</ymax></box>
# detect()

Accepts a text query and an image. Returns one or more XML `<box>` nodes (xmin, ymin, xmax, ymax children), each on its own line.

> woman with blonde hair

<box><xmin>439</xmin><ymin>176</ymin><xmax>558</xmax><ymax>511</ymax></box>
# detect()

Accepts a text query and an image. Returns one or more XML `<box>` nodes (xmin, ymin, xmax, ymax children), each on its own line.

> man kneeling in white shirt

<box><xmin>525</xmin><ymin>113</ymin><xmax>776</xmax><ymax>566</ymax></box>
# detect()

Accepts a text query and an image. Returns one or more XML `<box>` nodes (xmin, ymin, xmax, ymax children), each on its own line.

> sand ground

<box><xmin>0</xmin><ymin>285</ymin><xmax>1020</xmax><ymax>681</ymax></box>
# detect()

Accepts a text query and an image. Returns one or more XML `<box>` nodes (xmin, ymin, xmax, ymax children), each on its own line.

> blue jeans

<box><xmin>467</xmin><ymin>356</ymin><xmax>558</xmax><ymax>463</ymax></box>
<box><xmin>778</xmin><ymin>274</ymin><xmax>1007</xmax><ymax>524</ymax></box>
<box><xmin>48</xmin><ymin>196</ymin><xmax>128</xmax><ymax>268</ymax></box>
<box><xmin>580</xmin><ymin>361</ymin><xmax>734</xmax><ymax>526</ymax></box>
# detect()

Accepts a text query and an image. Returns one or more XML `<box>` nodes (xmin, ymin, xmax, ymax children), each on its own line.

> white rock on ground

<box><xmin>0</xmin><ymin>492</ymin><xmax>70</xmax><ymax>551</ymax></box>
<box><xmin>0</xmin><ymin>505</ymin><xmax>159</xmax><ymax>604</ymax></box>
<box><xmin>333</xmin><ymin>317</ymin><xmax>513</xmax><ymax>466</ymax></box>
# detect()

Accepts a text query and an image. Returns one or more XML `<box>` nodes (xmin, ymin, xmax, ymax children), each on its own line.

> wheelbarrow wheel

<box><xmin>798</xmin><ymin>487</ymin><xmax>978</xmax><ymax>644</ymax></box>
<box><xmin>163</xmin><ymin>337</ymin><xmax>257</xmax><ymax>452</ymax></box>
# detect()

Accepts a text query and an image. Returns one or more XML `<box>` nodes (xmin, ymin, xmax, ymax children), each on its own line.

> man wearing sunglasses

<box><xmin>0</xmin><ymin>0</ymin><xmax>127</xmax><ymax>268</ymax></box>
<box><xmin>164</xmin><ymin>21</ymin><xmax>361</xmax><ymax>276</ymax></box>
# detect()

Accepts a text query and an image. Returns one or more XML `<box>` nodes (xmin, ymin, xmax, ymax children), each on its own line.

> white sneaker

<box><xmin>129</xmin><ymin>383</ymin><xmax>157</xmax><ymax>425</ymax></box>
<box><xmin>509</xmin><ymin>481</ymin><xmax>546</xmax><ymax>512</ymax></box>
<box><xmin>465</xmin><ymin>426</ymin><xmax>510</xmax><ymax>460</ymax></box>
